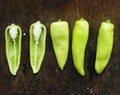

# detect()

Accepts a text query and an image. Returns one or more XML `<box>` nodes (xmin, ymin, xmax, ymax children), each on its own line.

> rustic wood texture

<box><xmin>0</xmin><ymin>0</ymin><xmax>120</xmax><ymax>95</ymax></box>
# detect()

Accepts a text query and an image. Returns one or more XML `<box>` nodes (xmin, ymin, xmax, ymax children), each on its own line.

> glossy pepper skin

<box><xmin>50</xmin><ymin>20</ymin><xmax>69</xmax><ymax>70</ymax></box>
<box><xmin>72</xmin><ymin>18</ymin><xmax>89</xmax><ymax>76</ymax></box>
<box><xmin>30</xmin><ymin>21</ymin><xmax>46</xmax><ymax>73</ymax></box>
<box><xmin>5</xmin><ymin>24</ymin><xmax>22</xmax><ymax>75</ymax></box>
<box><xmin>95</xmin><ymin>20</ymin><xmax>114</xmax><ymax>74</ymax></box>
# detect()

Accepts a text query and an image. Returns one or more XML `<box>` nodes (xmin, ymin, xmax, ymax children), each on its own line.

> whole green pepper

<box><xmin>50</xmin><ymin>20</ymin><xmax>69</xmax><ymax>70</ymax></box>
<box><xmin>72</xmin><ymin>18</ymin><xmax>89</xmax><ymax>76</ymax></box>
<box><xmin>95</xmin><ymin>20</ymin><xmax>114</xmax><ymax>74</ymax></box>
<box><xmin>5</xmin><ymin>24</ymin><xmax>22</xmax><ymax>75</ymax></box>
<box><xmin>30</xmin><ymin>21</ymin><xmax>46</xmax><ymax>73</ymax></box>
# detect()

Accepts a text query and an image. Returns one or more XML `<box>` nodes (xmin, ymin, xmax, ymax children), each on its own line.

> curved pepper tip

<box><xmin>95</xmin><ymin>65</ymin><xmax>104</xmax><ymax>74</ymax></box>
<box><xmin>10</xmin><ymin>69</ymin><xmax>17</xmax><ymax>76</ymax></box>
<box><xmin>59</xmin><ymin>66</ymin><xmax>64</xmax><ymax>70</ymax></box>
<box><xmin>32</xmin><ymin>67</ymin><xmax>39</xmax><ymax>74</ymax></box>
<box><xmin>78</xmin><ymin>70</ymin><xmax>85</xmax><ymax>76</ymax></box>
<box><xmin>31</xmin><ymin>61</ymin><xmax>42</xmax><ymax>74</ymax></box>
<box><xmin>82</xmin><ymin>72</ymin><xmax>85</xmax><ymax>76</ymax></box>
<box><xmin>33</xmin><ymin>70</ymin><xmax>38</xmax><ymax>74</ymax></box>
<box><xmin>95</xmin><ymin>70</ymin><xmax>103</xmax><ymax>74</ymax></box>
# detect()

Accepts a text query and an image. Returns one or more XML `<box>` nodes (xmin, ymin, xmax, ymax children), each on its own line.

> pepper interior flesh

<box><xmin>72</xmin><ymin>18</ymin><xmax>89</xmax><ymax>76</ymax></box>
<box><xmin>30</xmin><ymin>21</ymin><xmax>46</xmax><ymax>73</ymax></box>
<box><xmin>95</xmin><ymin>20</ymin><xmax>114</xmax><ymax>74</ymax></box>
<box><xmin>5</xmin><ymin>24</ymin><xmax>22</xmax><ymax>75</ymax></box>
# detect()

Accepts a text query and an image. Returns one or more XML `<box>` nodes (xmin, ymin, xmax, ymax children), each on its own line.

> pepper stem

<box><xmin>58</xmin><ymin>19</ymin><xmax>61</xmax><ymax>22</ymax></box>
<box><xmin>80</xmin><ymin>18</ymin><xmax>85</xmax><ymax>20</ymax></box>
<box><xmin>106</xmin><ymin>19</ymin><xmax>111</xmax><ymax>23</ymax></box>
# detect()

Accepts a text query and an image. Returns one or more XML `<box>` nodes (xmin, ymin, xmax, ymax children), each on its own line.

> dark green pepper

<box><xmin>95</xmin><ymin>20</ymin><xmax>114</xmax><ymax>74</ymax></box>
<box><xmin>30</xmin><ymin>21</ymin><xmax>46</xmax><ymax>73</ymax></box>
<box><xmin>5</xmin><ymin>24</ymin><xmax>22</xmax><ymax>75</ymax></box>
<box><xmin>50</xmin><ymin>20</ymin><xmax>69</xmax><ymax>70</ymax></box>
<box><xmin>72</xmin><ymin>18</ymin><xmax>89</xmax><ymax>76</ymax></box>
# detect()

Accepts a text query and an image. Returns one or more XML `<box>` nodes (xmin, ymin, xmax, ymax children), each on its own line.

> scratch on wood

<box><xmin>75</xmin><ymin>0</ymin><xmax>80</xmax><ymax>18</ymax></box>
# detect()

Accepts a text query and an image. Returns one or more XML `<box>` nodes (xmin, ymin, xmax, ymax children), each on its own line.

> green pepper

<box><xmin>50</xmin><ymin>20</ymin><xmax>69</xmax><ymax>70</ymax></box>
<box><xmin>5</xmin><ymin>24</ymin><xmax>22</xmax><ymax>75</ymax></box>
<box><xmin>30</xmin><ymin>21</ymin><xmax>46</xmax><ymax>73</ymax></box>
<box><xmin>72</xmin><ymin>18</ymin><xmax>89</xmax><ymax>76</ymax></box>
<box><xmin>95</xmin><ymin>19</ymin><xmax>114</xmax><ymax>74</ymax></box>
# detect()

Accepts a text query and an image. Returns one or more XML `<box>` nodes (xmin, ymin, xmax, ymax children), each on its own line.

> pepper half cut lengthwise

<box><xmin>72</xmin><ymin>18</ymin><xmax>89</xmax><ymax>76</ymax></box>
<box><xmin>50</xmin><ymin>20</ymin><xmax>69</xmax><ymax>70</ymax></box>
<box><xmin>5</xmin><ymin>24</ymin><xmax>22</xmax><ymax>75</ymax></box>
<box><xmin>95</xmin><ymin>20</ymin><xmax>114</xmax><ymax>74</ymax></box>
<box><xmin>30</xmin><ymin>21</ymin><xmax>46</xmax><ymax>74</ymax></box>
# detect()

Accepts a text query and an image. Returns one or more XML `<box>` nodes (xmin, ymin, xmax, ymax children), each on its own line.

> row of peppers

<box><xmin>5</xmin><ymin>18</ymin><xmax>114</xmax><ymax>76</ymax></box>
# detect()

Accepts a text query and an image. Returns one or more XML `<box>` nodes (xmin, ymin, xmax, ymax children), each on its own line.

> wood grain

<box><xmin>0</xmin><ymin>0</ymin><xmax>120</xmax><ymax>95</ymax></box>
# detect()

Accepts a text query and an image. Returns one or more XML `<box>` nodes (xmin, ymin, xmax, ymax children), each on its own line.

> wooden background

<box><xmin>0</xmin><ymin>0</ymin><xmax>120</xmax><ymax>95</ymax></box>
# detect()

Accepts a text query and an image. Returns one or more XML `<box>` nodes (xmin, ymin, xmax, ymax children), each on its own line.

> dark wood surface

<box><xmin>0</xmin><ymin>0</ymin><xmax>120</xmax><ymax>95</ymax></box>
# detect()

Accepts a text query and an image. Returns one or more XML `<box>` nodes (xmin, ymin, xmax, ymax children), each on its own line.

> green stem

<box><xmin>106</xmin><ymin>19</ymin><xmax>111</xmax><ymax>23</ymax></box>
<box><xmin>58</xmin><ymin>19</ymin><xmax>61</xmax><ymax>22</ymax></box>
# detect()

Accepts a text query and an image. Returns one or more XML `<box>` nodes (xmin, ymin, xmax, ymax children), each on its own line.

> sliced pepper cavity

<box><xmin>5</xmin><ymin>23</ymin><xmax>22</xmax><ymax>75</ymax></box>
<box><xmin>30</xmin><ymin>21</ymin><xmax>46</xmax><ymax>74</ymax></box>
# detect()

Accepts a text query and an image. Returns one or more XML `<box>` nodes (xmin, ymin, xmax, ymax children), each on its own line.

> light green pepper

<box><xmin>50</xmin><ymin>20</ymin><xmax>69</xmax><ymax>70</ymax></box>
<box><xmin>72</xmin><ymin>18</ymin><xmax>89</xmax><ymax>76</ymax></box>
<box><xmin>30</xmin><ymin>21</ymin><xmax>46</xmax><ymax>73</ymax></box>
<box><xmin>95</xmin><ymin>20</ymin><xmax>114</xmax><ymax>74</ymax></box>
<box><xmin>5</xmin><ymin>24</ymin><xmax>22</xmax><ymax>75</ymax></box>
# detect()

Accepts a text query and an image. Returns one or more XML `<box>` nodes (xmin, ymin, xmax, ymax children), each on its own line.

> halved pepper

<box><xmin>30</xmin><ymin>21</ymin><xmax>46</xmax><ymax>73</ymax></box>
<box><xmin>50</xmin><ymin>20</ymin><xmax>69</xmax><ymax>70</ymax></box>
<box><xmin>5</xmin><ymin>24</ymin><xmax>22</xmax><ymax>75</ymax></box>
